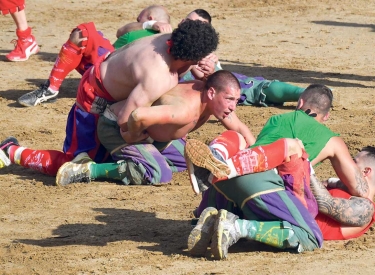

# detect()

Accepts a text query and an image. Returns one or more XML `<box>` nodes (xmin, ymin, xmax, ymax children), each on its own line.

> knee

<box><xmin>285</xmin><ymin>138</ymin><xmax>304</xmax><ymax>158</ymax></box>
<box><xmin>210</xmin><ymin>130</ymin><xmax>246</xmax><ymax>150</ymax></box>
<box><xmin>69</xmin><ymin>28</ymin><xmax>86</xmax><ymax>48</ymax></box>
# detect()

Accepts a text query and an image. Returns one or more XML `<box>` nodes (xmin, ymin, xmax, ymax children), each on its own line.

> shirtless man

<box><xmin>0</xmin><ymin>20</ymin><xmax>219</xmax><ymax>179</ymax></box>
<box><xmin>18</xmin><ymin>6</ymin><xmax>216</xmax><ymax>107</ymax></box>
<box><xmin>55</xmin><ymin>70</ymin><xmax>256</xmax><ymax>186</ymax></box>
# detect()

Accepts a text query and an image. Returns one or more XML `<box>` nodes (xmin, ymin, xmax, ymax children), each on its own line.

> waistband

<box><xmin>103</xmin><ymin>105</ymin><xmax>118</xmax><ymax>121</ymax></box>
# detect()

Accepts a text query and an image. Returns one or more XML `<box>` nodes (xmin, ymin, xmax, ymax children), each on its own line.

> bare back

<box><xmin>100</xmin><ymin>34</ymin><xmax>191</xmax><ymax>130</ymax></box>
<box><xmin>100</xmin><ymin>34</ymin><xmax>178</xmax><ymax>102</ymax></box>
<box><xmin>145</xmin><ymin>81</ymin><xmax>210</xmax><ymax>141</ymax></box>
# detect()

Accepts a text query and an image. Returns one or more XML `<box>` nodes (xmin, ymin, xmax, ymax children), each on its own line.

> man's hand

<box><xmin>195</xmin><ymin>53</ymin><xmax>218</xmax><ymax>79</ymax></box>
<box><xmin>152</xmin><ymin>22</ymin><xmax>173</xmax><ymax>33</ymax></box>
<box><xmin>120</xmin><ymin>128</ymin><xmax>149</xmax><ymax>144</ymax></box>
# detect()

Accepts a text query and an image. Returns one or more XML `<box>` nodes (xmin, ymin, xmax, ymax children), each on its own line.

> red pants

<box><xmin>0</xmin><ymin>0</ymin><xmax>25</xmax><ymax>15</ymax></box>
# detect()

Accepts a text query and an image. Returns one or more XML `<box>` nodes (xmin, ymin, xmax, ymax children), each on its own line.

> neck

<box><xmin>199</xmin><ymin>90</ymin><xmax>210</xmax><ymax>118</ymax></box>
<box><xmin>169</xmin><ymin>59</ymin><xmax>193</xmax><ymax>74</ymax></box>
<box><xmin>299</xmin><ymin>108</ymin><xmax>325</xmax><ymax>123</ymax></box>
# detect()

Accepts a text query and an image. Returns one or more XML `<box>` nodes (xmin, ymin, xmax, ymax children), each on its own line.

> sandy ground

<box><xmin>1</xmin><ymin>0</ymin><xmax>375</xmax><ymax>274</ymax></box>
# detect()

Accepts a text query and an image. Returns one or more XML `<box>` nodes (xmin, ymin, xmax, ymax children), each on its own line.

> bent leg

<box><xmin>112</xmin><ymin>143</ymin><xmax>173</xmax><ymax>185</ymax></box>
<box><xmin>48</xmin><ymin>22</ymin><xmax>114</xmax><ymax>91</ymax></box>
<box><xmin>215</xmin><ymin>171</ymin><xmax>323</xmax><ymax>251</ymax></box>
<box><xmin>263</xmin><ymin>81</ymin><xmax>305</xmax><ymax>104</ymax></box>
<box><xmin>242</xmin><ymin>192</ymin><xmax>322</xmax><ymax>251</ymax></box>
<box><xmin>160</xmin><ymin>138</ymin><xmax>187</xmax><ymax>172</ymax></box>
<box><xmin>8</xmin><ymin>145</ymin><xmax>71</xmax><ymax>176</ymax></box>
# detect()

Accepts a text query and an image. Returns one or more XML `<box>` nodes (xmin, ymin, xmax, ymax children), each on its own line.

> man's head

<box><xmin>297</xmin><ymin>84</ymin><xmax>333</xmax><ymax>122</ymax></box>
<box><xmin>170</xmin><ymin>19</ymin><xmax>219</xmax><ymax>62</ymax></box>
<box><xmin>180</xmin><ymin>9</ymin><xmax>212</xmax><ymax>25</ymax></box>
<box><xmin>137</xmin><ymin>5</ymin><xmax>170</xmax><ymax>23</ymax></box>
<box><xmin>205</xmin><ymin>70</ymin><xmax>241</xmax><ymax>120</ymax></box>
<box><xmin>355</xmin><ymin>146</ymin><xmax>375</xmax><ymax>185</ymax></box>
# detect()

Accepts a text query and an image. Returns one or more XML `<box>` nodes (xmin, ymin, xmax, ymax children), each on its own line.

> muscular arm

<box><xmin>310</xmin><ymin>174</ymin><xmax>374</xmax><ymax>226</ymax></box>
<box><xmin>117</xmin><ymin>75</ymin><xmax>175</xmax><ymax>133</ymax></box>
<box><xmin>116</xmin><ymin>22</ymin><xmax>172</xmax><ymax>38</ymax></box>
<box><xmin>124</xmin><ymin>105</ymin><xmax>192</xmax><ymax>143</ymax></box>
<box><xmin>220</xmin><ymin>112</ymin><xmax>256</xmax><ymax>146</ymax></box>
<box><xmin>312</xmin><ymin>137</ymin><xmax>369</xmax><ymax>198</ymax></box>
<box><xmin>116</xmin><ymin>22</ymin><xmax>143</xmax><ymax>38</ymax></box>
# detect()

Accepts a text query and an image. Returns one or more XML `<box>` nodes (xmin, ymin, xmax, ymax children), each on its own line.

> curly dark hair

<box><xmin>170</xmin><ymin>19</ymin><xmax>219</xmax><ymax>62</ymax></box>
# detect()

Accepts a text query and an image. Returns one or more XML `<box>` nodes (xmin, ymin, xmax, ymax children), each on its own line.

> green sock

<box><xmin>236</xmin><ymin>219</ymin><xmax>299</xmax><ymax>249</ymax></box>
<box><xmin>263</xmin><ymin>81</ymin><xmax>305</xmax><ymax>104</ymax></box>
<box><xmin>90</xmin><ymin>162</ymin><xmax>122</xmax><ymax>181</ymax></box>
<box><xmin>236</xmin><ymin>219</ymin><xmax>256</xmax><ymax>239</ymax></box>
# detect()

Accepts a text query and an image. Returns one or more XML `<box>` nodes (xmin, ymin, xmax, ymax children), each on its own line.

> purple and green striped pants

<box><xmin>196</xmin><ymin>170</ymin><xmax>323</xmax><ymax>251</ymax></box>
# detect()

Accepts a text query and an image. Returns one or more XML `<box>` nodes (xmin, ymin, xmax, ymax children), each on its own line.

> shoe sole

<box><xmin>55</xmin><ymin>161</ymin><xmax>73</xmax><ymax>186</ymax></box>
<box><xmin>188</xmin><ymin>207</ymin><xmax>218</xmax><ymax>257</ymax></box>
<box><xmin>185</xmin><ymin>139</ymin><xmax>230</xmax><ymax>179</ymax></box>
<box><xmin>210</xmin><ymin>209</ymin><xmax>228</xmax><ymax>260</ymax></box>
<box><xmin>185</xmin><ymin>155</ymin><xmax>201</xmax><ymax>195</ymax></box>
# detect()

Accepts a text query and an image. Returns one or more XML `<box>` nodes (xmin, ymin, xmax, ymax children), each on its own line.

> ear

<box><xmin>322</xmin><ymin>112</ymin><xmax>330</xmax><ymax>122</ymax></box>
<box><xmin>296</xmin><ymin>98</ymin><xmax>304</xmax><ymax>109</ymax></box>
<box><xmin>207</xmin><ymin>87</ymin><xmax>216</xmax><ymax>100</ymax></box>
<box><xmin>363</xmin><ymin>167</ymin><xmax>372</xmax><ymax>177</ymax></box>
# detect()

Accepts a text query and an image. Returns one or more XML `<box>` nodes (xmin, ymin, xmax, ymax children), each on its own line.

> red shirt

<box><xmin>315</xmin><ymin>188</ymin><xmax>375</xmax><ymax>240</ymax></box>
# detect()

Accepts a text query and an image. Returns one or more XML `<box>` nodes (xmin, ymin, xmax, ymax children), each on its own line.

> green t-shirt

<box><xmin>112</xmin><ymin>29</ymin><xmax>157</xmax><ymax>49</ymax></box>
<box><xmin>253</xmin><ymin>110</ymin><xmax>339</xmax><ymax>162</ymax></box>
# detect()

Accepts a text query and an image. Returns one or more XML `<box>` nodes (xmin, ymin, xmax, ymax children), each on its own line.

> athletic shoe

<box><xmin>210</xmin><ymin>209</ymin><xmax>241</xmax><ymax>260</ymax></box>
<box><xmin>6</xmin><ymin>35</ymin><xmax>39</xmax><ymax>62</ymax></box>
<box><xmin>0</xmin><ymin>150</ymin><xmax>10</xmax><ymax>169</ymax></box>
<box><xmin>184</xmin><ymin>139</ymin><xmax>230</xmax><ymax>194</ymax></box>
<box><xmin>0</xmin><ymin>136</ymin><xmax>19</xmax><ymax>169</ymax></box>
<box><xmin>18</xmin><ymin>80</ymin><xmax>59</xmax><ymax>107</ymax></box>
<box><xmin>185</xmin><ymin>157</ymin><xmax>212</xmax><ymax>194</ymax></box>
<box><xmin>55</xmin><ymin>153</ymin><xmax>94</xmax><ymax>186</ymax></box>
<box><xmin>188</xmin><ymin>207</ymin><xmax>218</xmax><ymax>257</ymax></box>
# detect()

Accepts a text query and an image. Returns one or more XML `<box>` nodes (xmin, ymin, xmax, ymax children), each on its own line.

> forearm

<box><xmin>116</xmin><ymin>22</ymin><xmax>143</xmax><ymax>37</ymax></box>
<box><xmin>340</xmin><ymin>168</ymin><xmax>369</xmax><ymax>198</ymax></box>
<box><xmin>310</xmin><ymin>174</ymin><xmax>373</xmax><ymax>226</ymax></box>
<box><xmin>190</xmin><ymin>66</ymin><xmax>206</xmax><ymax>81</ymax></box>
<box><xmin>328</xmin><ymin>138</ymin><xmax>369</xmax><ymax>197</ymax></box>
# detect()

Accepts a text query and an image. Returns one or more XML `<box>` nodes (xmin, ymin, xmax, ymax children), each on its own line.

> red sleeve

<box><xmin>315</xmin><ymin>189</ymin><xmax>375</xmax><ymax>240</ymax></box>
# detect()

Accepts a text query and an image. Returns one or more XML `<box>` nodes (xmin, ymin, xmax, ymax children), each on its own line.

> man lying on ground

<box><xmin>0</xmin><ymin>20</ymin><xmax>219</xmax><ymax>179</ymax></box>
<box><xmin>55</xmin><ymin>70</ymin><xmax>256</xmax><ymax>186</ymax></box>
